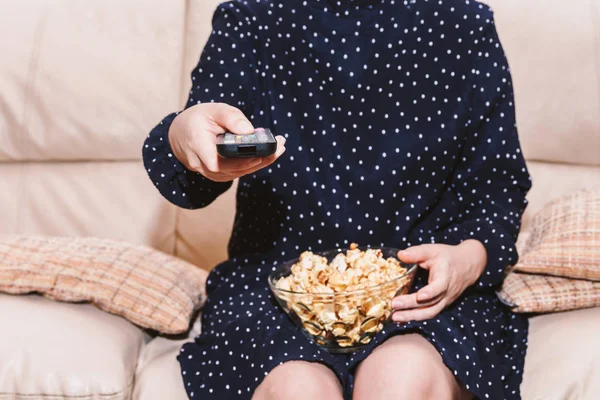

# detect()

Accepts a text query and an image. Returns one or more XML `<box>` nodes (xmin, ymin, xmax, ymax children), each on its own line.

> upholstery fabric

<box><xmin>499</xmin><ymin>272</ymin><xmax>600</xmax><ymax>313</ymax></box>
<box><xmin>0</xmin><ymin>293</ymin><xmax>149</xmax><ymax>399</ymax></box>
<box><xmin>517</xmin><ymin>188</ymin><xmax>600</xmax><ymax>280</ymax></box>
<box><xmin>0</xmin><ymin>0</ymin><xmax>186</xmax><ymax>162</ymax></box>
<box><xmin>0</xmin><ymin>0</ymin><xmax>599</xmax><ymax>398</ymax></box>
<box><xmin>0</xmin><ymin>236</ymin><xmax>208</xmax><ymax>334</ymax></box>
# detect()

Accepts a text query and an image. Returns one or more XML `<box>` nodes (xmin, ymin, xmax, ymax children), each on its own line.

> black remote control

<box><xmin>216</xmin><ymin>128</ymin><xmax>277</xmax><ymax>158</ymax></box>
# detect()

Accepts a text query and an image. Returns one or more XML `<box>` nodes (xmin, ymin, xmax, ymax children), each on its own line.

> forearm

<box><xmin>143</xmin><ymin>113</ymin><xmax>233</xmax><ymax>210</ymax></box>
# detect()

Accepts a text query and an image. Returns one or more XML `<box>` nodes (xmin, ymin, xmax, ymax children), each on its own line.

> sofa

<box><xmin>1</xmin><ymin>0</ymin><xmax>599</xmax><ymax>398</ymax></box>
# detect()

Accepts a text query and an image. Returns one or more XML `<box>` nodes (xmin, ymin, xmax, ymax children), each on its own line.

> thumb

<box><xmin>209</xmin><ymin>103</ymin><xmax>254</xmax><ymax>134</ymax></box>
<box><xmin>397</xmin><ymin>244</ymin><xmax>437</xmax><ymax>266</ymax></box>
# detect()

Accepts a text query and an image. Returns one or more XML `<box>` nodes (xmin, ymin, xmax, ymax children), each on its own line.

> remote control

<box><xmin>216</xmin><ymin>128</ymin><xmax>278</xmax><ymax>158</ymax></box>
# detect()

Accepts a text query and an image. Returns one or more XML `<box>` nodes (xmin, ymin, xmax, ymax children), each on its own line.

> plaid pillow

<box><xmin>513</xmin><ymin>188</ymin><xmax>600</xmax><ymax>281</ymax></box>
<box><xmin>498</xmin><ymin>272</ymin><xmax>600</xmax><ymax>313</ymax></box>
<box><xmin>0</xmin><ymin>236</ymin><xmax>207</xmax><ymax>334</ymax></box>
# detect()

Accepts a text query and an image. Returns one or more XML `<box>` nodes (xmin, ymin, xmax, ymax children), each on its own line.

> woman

<box><xmin>143</xmin><ymin>0</ymin><xmax>531</xmax><ymax>398</ymax></box>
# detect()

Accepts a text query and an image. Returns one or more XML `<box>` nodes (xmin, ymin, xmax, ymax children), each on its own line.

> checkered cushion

<box><xmin>498</xmin><ymin>187</ymin><xmax>600</xmax><ymax>313</ymax></box>
<box><xmin>0</xmin><ymin>236</ymin><xmax>207</xmax><ymax>334</ymax></box>
<box><xmin>498</xmin><ymin>272</ymin><xmax>600</xmax><ymax>313</ymax></box>
<box><xmin>514</xmin><ymin>188</ymin><xmax>600</xmax><ymax>280</ymax></box>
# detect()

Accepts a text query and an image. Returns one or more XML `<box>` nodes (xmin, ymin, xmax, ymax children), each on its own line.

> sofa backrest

<box><xmin>1</xmin><ymin>0</ymin><xmax>599</xmax><ymax>270</ymax></box>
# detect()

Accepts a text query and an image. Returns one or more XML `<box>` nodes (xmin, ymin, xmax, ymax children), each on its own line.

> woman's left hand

<box><xmin>391</xmin><ymin>240</ymin><xmax>488</xmax><ymax>323</ymax></box>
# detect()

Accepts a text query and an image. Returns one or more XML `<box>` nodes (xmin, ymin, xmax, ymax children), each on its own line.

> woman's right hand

<box><xmin>168</xmin><ymin>103</ymin><xmax>286</xmax><ymax>182</ymax></box>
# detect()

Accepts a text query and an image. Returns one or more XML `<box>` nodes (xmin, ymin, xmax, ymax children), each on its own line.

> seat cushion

<box><xmin>132</xmin><ymin>318</ymin><xmax>202</xmax><ymax>400</ymax></box>
<box><xmin>0</xmin><ymin>293</ymin><xmax>148</xmax><ymax>400</ymax></box>
<box><xmin>523</xmin><ymin>307</ymin><xmax>600</xmax><ymax>400</ymax></box>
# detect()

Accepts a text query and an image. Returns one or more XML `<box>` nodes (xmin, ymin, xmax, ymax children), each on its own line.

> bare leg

<box><xmin>354</xmin><ymin>334</ymin><xmax>472</xmax><ymax>400</ymax></box>
<box><xmin>252</xmin><ymin>361</ymin><xmax>344</xmax><ymax>400</ymax></box>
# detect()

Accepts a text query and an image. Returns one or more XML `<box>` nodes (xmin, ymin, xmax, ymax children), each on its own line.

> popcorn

<box><xmin>276</xmin><ymin>244</ymin><xmax>407</xmax><ymax>294</ymax></box>
<box><xmin>275</xmin><ymin>243</ymin><xmax>413</xmax><ymax>351</ymax></box>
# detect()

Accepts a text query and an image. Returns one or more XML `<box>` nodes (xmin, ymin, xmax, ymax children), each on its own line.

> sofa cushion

<box><xmin>0</xmin><ymin>236</ymin><xmax>208</xmax><ymax>334</ymax></box>
<box><xmin>499</xmin><ymin>272</ymin><xmax>600</xmax><ymax>313</ymax></box>
<box><xmin>0</xmin><ymin>0</ymin><xmax>185</xmax><ymax>162</ymax></box>
<box><xmin>132</xmin><ymin>318</ymin><xmax>201</xmax><ymax>400</ymax></box>
<box><xmin>522</xmin><ymin>307</ymin><xmax>600</xmax><ymax>400</ymax></box>
<box><xmin>516</xmin><ymin>188</ymin><xmax>600</xmax><ymax>280</ymax></box>
<box><xmin>0</xmin><ymin>161</ymin><xmax>177</xmax><ymax>254</ymax></box>
<box><xmin>486</xmin><ymin>0</ymin><xmax>600</xmax><ymax>167</ymax></box>
<box><xmin>0</xmin><ymin>293</ymin><xmax>148</xmax><ymax>400</ymax></box>
<box><xmin>522</xmin><ymin>162</ymin><xmax>600</xmax><ymax>232</ymax></box>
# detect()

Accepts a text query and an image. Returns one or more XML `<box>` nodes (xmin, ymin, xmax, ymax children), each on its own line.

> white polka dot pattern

<box><xmin>142</xmin><ymin>1</ymin><xmax>531</xmax><ymax>399</ymax></box>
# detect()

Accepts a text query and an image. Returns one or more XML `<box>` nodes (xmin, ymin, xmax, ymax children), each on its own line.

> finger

<box><xmin>397</xmin><ymin>244</ymin><xmax>439</xmax><ymax>266</ymax></box>
<box><xmin>191</xmin><ymin>158</ymin><xmax>238</xmax><ymax>182</ymax></box>
<box><xmin>215</xmin><ymin>157</ymin><xmax>264</xmax><ymax>173</ymax></box>
<box><xmin>183</xmin><ymin>151</ymin><xmax>204</xmax><ymax>172</ymax></box>
<box><xmin>391</xmin><ymin>291</ymin><xmax>443</xmax><ymax>311</ymax></box>
<box><xmin>274</xmin><ymin>135</ymin><xmax>287</xmax><ymax>154</ymax></box>
<box><xmin>203</xmin><ymin>136</ymin><xmax>286</xmax><ymax>179</ymax></box>
<box><xmin>417</xmin><ymin>269</ymin><xmax>450</xmax><ymax>302</ymax></box>
<box><xmin>239</xmin><ymin>143</ymin><xmax>286</xmax><ymax>177</ymax></box>
<box><xmin>239</xmin><ymin>136</ymin><xmax>286</xmax><ymax>171</ymax></box>
<box><xmin>207</xmin><ymin>103</ymin><xmax>254</xmax><ymax>134</ymax></box>
<box><xmin>392</xmin><ymin>300</ymin><xmax>446</xmax><ymax>323</ymax></box>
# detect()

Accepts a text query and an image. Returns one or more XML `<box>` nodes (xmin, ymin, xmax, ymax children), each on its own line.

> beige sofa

<box><xmin>1</xmin><ymin>0</ymin><xmax>599</xmax><ymax>399</ymax></box>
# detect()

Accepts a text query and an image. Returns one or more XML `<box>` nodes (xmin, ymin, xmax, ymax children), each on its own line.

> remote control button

<box><xmin>224</xmin><ymin>134</ymin><xmax>235</xmax><ymax>144</ymax></box>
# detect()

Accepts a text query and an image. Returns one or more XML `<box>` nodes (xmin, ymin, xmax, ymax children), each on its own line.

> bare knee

<box><xmin>253</xmin><ymin>361</ymin><xmax>343</xmax><ymax>400</ymax></box>
<box><xmin>355</xmin><ymin>334</ymin><xmax>469</xmax><ymax>400</ymax></box>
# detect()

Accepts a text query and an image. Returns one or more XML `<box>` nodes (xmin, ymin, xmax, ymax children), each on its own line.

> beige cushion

<box><xmin>133</xmin><ymin>319</ymin><xmax>202</xmax><ymax>400</ymax></box>
<box><xmin>522</xmin><ymin>162</ymin><xmax>600</xmax><ymax>232</ymax></box>
<box><xmin>517</xmin><ymin>188</ymin><xmax>600</xmax><ymax>280</ymax></box>
<box><xmin>0</xmin><ymin>236</ymin><xmax>208</xmax><ymax>334</ymax></box>
<box><xmin>0</xmin><ymin>161</ymin><xmax>176</xmax><ymax>255</ymax></box>
<box><xmin>486</xmin><ymin>0</ymin><xmax>600</xmax><ymax>167</ymax></box>
<box><xmin>0</xmin><ymin>293</ymin><xmax>148</xmax><ymax>399</ymax></box>
<box><xmin>498</xmin><ymin>188</ymin><xmax>600</xmax><ymax>312</ymax></box>
<box><xmin>523</xmin><ymin>307</ymin><xmax>600</xmax><ymax>400</ymax></box>
<box><xmin>0</xmin><ymin>0</ymin><xmax>185</xmax><ymax>162</ymax></box>
<box><xmin>499</xmin><ymin>273</ymin><xmax>600</xmax><ymax>313</ymax></box>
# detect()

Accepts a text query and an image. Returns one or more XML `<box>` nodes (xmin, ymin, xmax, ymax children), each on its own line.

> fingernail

<box><xmin>393</xmin><ymin>314</ymin><xmax>405</xmax><ymax>323</ymax></box>
<box><xmin>392</xmin><ymin>300</ymin><xmax>404</xmax><ymax>309</ymax></box>
<box><xmin>417</xmin><ymin>292</ymin><xmax>430</xmax><ymax>302</ymax></box>
<box><xmin>236</xmin><ymin>120</ymin><xmax>254</xmax><ymax>133</ymax></box>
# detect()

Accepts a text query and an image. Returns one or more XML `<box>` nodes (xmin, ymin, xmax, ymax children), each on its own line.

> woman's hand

<box><xmin>391</xmin><ymin>240</ymin><xmax>488</xmax><ymax>323</ymax></box>
<box><xmin>168</xmin><ymin>103</ymin><xmax>286</xmax><ymax>182</ymax></box>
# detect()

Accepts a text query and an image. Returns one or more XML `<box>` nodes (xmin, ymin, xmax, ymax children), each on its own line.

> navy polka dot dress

<box><xmin>143</xmin><ymin>0</ymin><xmax>532</xmax><ymax>398</ymax></box>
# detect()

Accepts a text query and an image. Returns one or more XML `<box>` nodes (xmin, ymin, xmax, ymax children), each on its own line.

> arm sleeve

<box><xmin>429</xmin><ymin>18</ymin><xmax>532</xmax><ymax>289</ymax></box>
<box><xmin>142</xmin><ymin>2</ymin><xmax>257</xmax><ymax>209</ymax></box>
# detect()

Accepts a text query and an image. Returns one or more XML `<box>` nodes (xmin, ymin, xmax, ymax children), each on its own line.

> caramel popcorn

<box><xmin>276</xmin><ymin>244</ymin><xmax>408</xmax><ymax>294</ymax></box>
<box><xmin>274</xmin><ymin>244</ymin><xmax>413</xmax><ymax>351</ymax></box>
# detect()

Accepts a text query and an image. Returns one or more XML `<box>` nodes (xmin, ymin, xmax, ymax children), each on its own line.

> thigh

<box><xmin>179</xmin><ymin>263</ymin><xmax>347</xmax><ymax>399</ymax></box>
<box><xmin>354</xmin><ymin>334</ymin><xmax>471</xmax><ymax>400</ymax></box>
<box><xmin>344</xmin><ymin>284</ymin><xmax>527</xmax><ymax>400</ymax></box>
<box><xmin>253</xmin><ymin>361</ymin><xmax>343</xmax><ymax>400</ymax></box>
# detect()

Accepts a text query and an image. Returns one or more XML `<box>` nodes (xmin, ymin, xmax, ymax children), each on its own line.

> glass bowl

<box><xmin>268</xmin><ymin>247</ymin><xmax>418</xmax><ymax>353</ymax></box>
